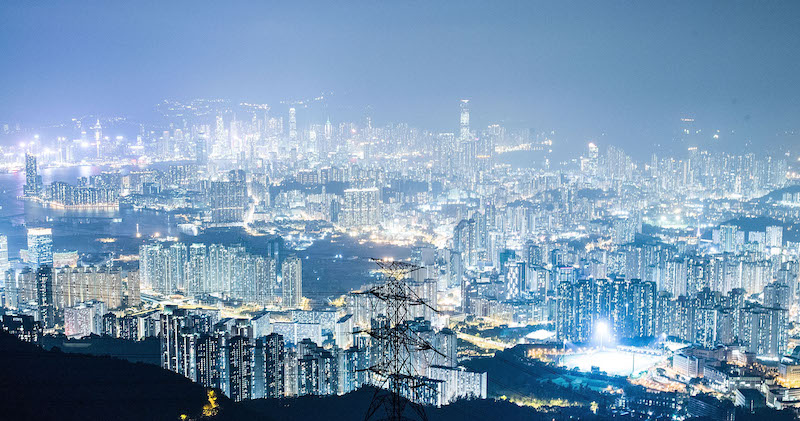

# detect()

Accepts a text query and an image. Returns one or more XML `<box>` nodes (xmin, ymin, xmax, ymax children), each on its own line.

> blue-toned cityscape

<box><xmin>2</xmin><ymin>2</ymin><xmax>800</xmax><ymax>421</ymax></box>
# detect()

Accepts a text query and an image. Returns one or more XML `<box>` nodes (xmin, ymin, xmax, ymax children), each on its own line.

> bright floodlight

<box><xmin>596</xmin><ymin>321</ymin><xmax>609</xmax><ymax>337</ymax></box>
<box><xmin>561</xmin><ymin>349</ymin><xmax>665</xmax><ymax>377</ymax></box>
<box><xmin>595</xmin><ymin>321</ymin><xmax>610</xmax><ymax>349</ymax></box>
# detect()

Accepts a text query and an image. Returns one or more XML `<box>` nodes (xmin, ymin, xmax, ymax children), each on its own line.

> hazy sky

<box><xmin>2</xmin><ymin>1</ymin><xmax>799</xmax><ymax>153</ymax></box>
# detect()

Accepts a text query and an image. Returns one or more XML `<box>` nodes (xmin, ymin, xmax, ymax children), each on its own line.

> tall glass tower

<box><xmin>288</xmin><ymin>107</ymin><xmax>297</xmax><ymax>142</ymax></box>
<box><xmin>0</xmin><ymin>235</ymin><xmax>9</xmax><ymax>275</ymax></box>
<box><xmin>24</xmin><ymin>153</ymin><xmax>42</xmax><ymax>197</ymax></box>
<box><xmin>459</xmin><ymin>99</ymin><xmax>470</xmax><ymax>142</ymax></box>
<box><xmin>27</xmin><ymin>227</ymin><xmax>53</xmax><ymax>267</ymax></box>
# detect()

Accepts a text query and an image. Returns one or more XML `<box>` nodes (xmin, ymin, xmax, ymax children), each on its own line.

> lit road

<box><xmin>456</xmin><ymin>332</ymin><xmax>509</xmax><ymax>351</ymax></box>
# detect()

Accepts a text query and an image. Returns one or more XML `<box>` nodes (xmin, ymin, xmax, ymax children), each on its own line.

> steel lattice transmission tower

<box><xmin>357</xmin><ymin>258</ymin><xmax>444</xmax><ymax>421</ymax></box>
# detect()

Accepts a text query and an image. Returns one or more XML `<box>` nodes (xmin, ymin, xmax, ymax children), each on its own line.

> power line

<box><xmin>356</xmin><ymin>259</ymin><xmax>444</xmax><ymax>421</ymax></box>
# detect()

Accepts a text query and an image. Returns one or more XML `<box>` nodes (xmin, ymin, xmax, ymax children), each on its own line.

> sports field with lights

<box><xmin>559</xmin><ymin>349</ymin><xmax>666</xmax><ymax>377</ymax></box>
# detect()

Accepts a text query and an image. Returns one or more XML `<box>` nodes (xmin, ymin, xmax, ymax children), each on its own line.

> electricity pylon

<box><xmin>357</xmin><ymin>258</ymin><xmax>443</xmax><ymax>421</ymax></box>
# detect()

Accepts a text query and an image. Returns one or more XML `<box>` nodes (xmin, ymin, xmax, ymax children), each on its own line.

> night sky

<box><xmin>2</xmin><ymin>1</ymin><xmax>800</xmax><ymax>154</ymax></box>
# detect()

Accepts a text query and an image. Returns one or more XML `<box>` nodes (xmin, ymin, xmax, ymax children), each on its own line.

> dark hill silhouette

<box><xmin>41</xmin><ymin>334</ymin><xmax>161</xmax><ymax>365</ymax></box>
<box><xmin>715</xmin><ymin>216</ymin><xmax>800</xmax><ymax>243</ymax></box>
<box><xmin>0</xmin><ymin>332</ymin><xmax>645</xmax><ymax>421</ymax></box>
<box><xmin>757</xmin><ymin>184</ymin><xmax>800</xmax><ymax>203</ymax></box>
<box><xmin>0</xmin><ymin>332</ymin><xmax>590</xmax><ymax>421</ymax></box>
<box><xmin>218</xmin><ymin>387</ymin><xmax>596</xmax><ymax>421</ymax></box>
<box><xmin>0</xmin><ymin>331</ymin><xmax>212</xmax><ymax>421</ymax></box>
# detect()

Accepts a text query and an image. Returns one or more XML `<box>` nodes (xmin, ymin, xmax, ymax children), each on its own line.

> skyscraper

<box><xmin>556</xmin><ymin>279</ymin><xmax>595</xmax><ymax>343</ymax></box>
<box><xmin>36</xmin><ymin>264</ymin><xmax>54</xmax><ymax>329</ymax></box>
<box><xmin>340</xmin><ymin>187</ymin><xmax>381</xmax><ymax>229</ymax></box>
<box><xmin>27</xmin><ymin>228</ymin><xmax>53</xmax><ymax>267</ymax></box>
<box><xmin>214</xmin><ymin>115</ymin><xmax>226</xmax><ymax>154</ymax></box>
<box><xmin>265</xmin><ymin>236</ymin><xmax>284</xmax><ymax>263</ymax></box>
<box><xmin>140</xmin><ymin>242</ymin><xmax>167</xmax><ymax>294</ymax></box>
<box><xmin>195</xmin><ymin>130</ymin><xmax>208</xmax><ymax>165</ymax></box>
<box><xmin>288</xmin><ymin>107</ymin><xmax>297</xmax><ymax>142</ymax></box>
<box><xmin>209</xmin><ymin>170</ymin><xmax>248</xmax><ymax>224</ymax></box>
<box><xmin>264</xmin><ymin>333</ymin><xmax>286</xmax><ymax>398</ymax></box>
<box><xmin>555</xmin><ymin>280</ymin><xmax>574</xmax><ymax>341</ymax></box>
<box><xmin>764</xmin><ymin>282</ymin><xmax>791</xmax><ymax>309</ymax></box>
<box><xmin>228</xmin><ymin>335</ymin><xmax>252</xmax><ymax>402</ymax></box>
<box><xmin>324</xmin><ymin>117</ymin><xmax>332</xmax><ymax>142</ymax></box>
<box><xmin>168</xmin><ymin>242</ymin><xmax>188</xmax><ymax>292</ymax></box>
<box><xmin>453</xmin><ymin>218</ymin><xmax>478</xmax><ymax>267</ymax></box>
<box><xmin>584</xmin><ymin>142</ymin><xmax>599</xmax><ymax>177</ymax></box>
<box><xmin>459</xmin><ymin>99</ymin><xmax>470</xmax><ymax>142</ymax></box>
<box><xmin>92</xmin><ymin>119</ymin><xmax>102</xmax><ymax>142</ymax></box>
<box><xmin>160</xmin><ymin>305</ymin><xmax>189</xmax><ymax>375</ymax></box>
<box><xmin>766</xmin><ymin>225</ymin><xmax>783</xmax><ymax>248</ymax></box>
<box><xmin>296</xmin><ymin>338</ymin><xmax>338</xmax><ymax>396</ymax></box>
<box><xmin>186</xmin><ymin>243</ymin><xmax>207</xmax><ymax>296</ymax></box>
<box><xmin>196</xmin><ymin>334</ymin><xmax>223</xmax><ymax>390</ymax></box>
<box><xmin>24</xmin><ymin>153</ymin><xmax>42</xmax><ymax>197</ymax></box>
<box><xmin>281</xmin><ymin>256</ymin><xmax>302</xmax><ymax>308</ymax></box>
<box><xmin>572</xmin><ymin>279</ymin><xmax>595</xmax><ymax>343</ymax></box>
<box><xmin>743</xmin><ymin>305</ymin><xmax>787</xmax><ymax>358</ymax></box>
<box><xmin>0</xmin><ymin>235</ymin><xmax>9</xmax><ymax>276</ymax></box>
<box><xmin>718</xmin><ymin>225</ymin><xmax>740</xmax><ymax>253</ymax></box>
<box><xmin>629</xmin><ymin>279</ymin><xmax>656</xmax><ymax>338</ymax></box>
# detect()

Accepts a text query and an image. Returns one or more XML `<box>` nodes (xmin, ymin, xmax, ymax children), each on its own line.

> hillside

<box><xmin>0</xmin><ymin>331</ymin><xmax>600</xmax><ymax>421</ymax></box>
<box><xmin>219</xmin><ymin>387</ymin><xmax>596</xmax><ymax>421</ymax></box>
<box><xmin>0</xmin><ymin>332</ymin><xmax>212</xmax><ymax>421</ymax></box>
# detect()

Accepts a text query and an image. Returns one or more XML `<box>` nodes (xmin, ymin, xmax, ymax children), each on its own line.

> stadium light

<box><xmin>596</xmin><ymin>321</ymin><xmax>610</xmax><ymax>349</ymax></box>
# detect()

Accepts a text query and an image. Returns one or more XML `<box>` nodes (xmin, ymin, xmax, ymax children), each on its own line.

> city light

<box><xmin>0</xmin><ymin>3</ymin><xmax>797</xmax><ymax>419</ymax></box>
<box><xmin>595</xmin><ymin>321</ymin><xmax>610</xmax><ymax>349</ymax></box>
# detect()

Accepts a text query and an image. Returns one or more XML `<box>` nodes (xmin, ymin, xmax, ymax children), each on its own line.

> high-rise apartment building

<box><xmin>36</xmin><ymin>264</ymin><xmax>54</xmax><ymax>329</ymax></box>
<box><xmin>264</xmin><ymin>333</ymin><xmax>285</xmax><ymax>398</ymax></box>
<box><xmin>228</xmin><ymin>335</ymin><xmax>252</xmax><ymax>402</ymax></box>
<box><xmin>196</xmin><ymin>334</ymin><xmax>223</xmax><ymax>390</ymax></box>
<box><xmin>24</xmin><ymin>153</ymin><xmax>42</xmax><ymax>197</ymax></box>
<box><xmin>209</xmin><ymin>170</ymin><xmax>248</xmax><ymax>224</ymax></box>
<box><xmin>339</xmin><ymin>187</ymin><xmax>381</xmax><ymax>229</ymax></box>
<box><xmin>766</xmin><ymin>225</ymin><xmax>783</xmax><ymax>248</ymax></box>
<box><xmin>459</xmin><ymin>99</ymin><xmax>470</xmax><ymax>142</ymax></box>
<box><xmin>281</xmin><ymin>256</ymin><xmax>302</xmax><ymax>308</ymax></box>
<box><xmin>288</xmin><ymin>107</ymin><xmax>297</xmax><ymax>143</ymax></box>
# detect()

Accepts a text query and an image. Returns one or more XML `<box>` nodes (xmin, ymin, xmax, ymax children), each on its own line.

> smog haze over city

<box><xmin>2</xmin><ymin>2</ymin><xmax>800</xmax><ymax>421</ymax></box>
<box><xmin>4</xmin><ymin>1</ymin><xmax>800</xmax><ymax>156</ymax></box>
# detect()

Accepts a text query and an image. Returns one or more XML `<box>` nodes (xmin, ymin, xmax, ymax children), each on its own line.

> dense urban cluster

<box><xmin>1</xmin><ymin>98</ymin><xmax>800</xmax><ymax>419</ymax></box>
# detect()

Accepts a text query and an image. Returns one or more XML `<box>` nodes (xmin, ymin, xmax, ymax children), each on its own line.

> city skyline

<box><xmin>3</xmin><ymin>1</ymin><xmax>800</xmax><ymax>155</ymax></box>
<box><xmin>3</xmin><ymin>2</ymin><xmax>800</xmax><ymax>420</ymax></box>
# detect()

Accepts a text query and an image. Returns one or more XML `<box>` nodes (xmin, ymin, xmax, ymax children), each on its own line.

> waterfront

<box><xmin>0</xmin><ymin>165</ymin><xmax>175</xmax><ymax>257</ymax></box>
<box><xmin>0</xmin><ymin>165</ymin><xmax>410</xmax><ymax>303</ymax></box>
